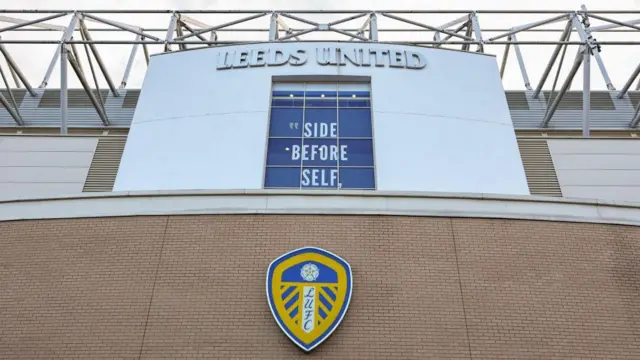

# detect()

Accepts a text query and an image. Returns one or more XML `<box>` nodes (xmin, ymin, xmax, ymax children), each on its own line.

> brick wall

<box><xmin>0</xmin><ymin>215</ymin><xmax>638</xmax><ymax>359</ymax></box>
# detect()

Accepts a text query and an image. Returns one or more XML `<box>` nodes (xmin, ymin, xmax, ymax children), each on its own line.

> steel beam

<box><xmin>0</xmin><ymin>62</ymin><xmax>24</xmax><ymax>125</ymax></box>
<box><xmin>500</xmin><ymin>39</ymin><xmax>510</xmax><ymax>78</ymax></box>
<box><xmin>541</xmin><ymin>49</ymin><xmax>584</xmax><ymax>128</ymax></box>
<box><xmin>0</xmin><ymin>13</ymin><xmax>66</xmax><ymax>33</ymax></box>
<box><xmin>380</xmin><ymin>12</ymin><xmax>475</xmax><ymax>41</ymax></box>
<box><xmin>175</xmin><ymin>12</ymin><xmax>268</xmax><ymax>41</ymax></box>
<box><xmin>533</xmin><ymin>19</ymin><xmax>573</xmax><ymax>98</ymax></box>
<box><xmin>631</xmin><ymin>102</ymin><xmax>640</xmax><ymax>127</ymax></box>
<box><xmin>269</xmin><ymin>13</ymin><xmax>278</xmax><ymax>41</ymax></box>
<box><xmin>7</xmin><ymin>58</ymin><xmax>20</xmax><ymax>87</ymax></box>
<box><xmin>278</xmin><ymin>13</ymin><xmax>319</xmax><ymax>27</ymax></box>
<box><xmin>81</xmin><ymin>13</ymin><xmax>160</xmax><ymax>41</ymax></box>
<box><xmin>488</xmin><ymin>13</ymin><xmax>569</xmax><ymax>42</ymax></box>
<box><xmin>164</xmin><ymin>13</ymin><xmax>178</xmax><ymax>51</ymax></box>
<box><xmin>0</xmin><ymin>91</ymin><xmax>23</xmax><ymax>126</ymax></box>
<box><xmin>65</xmin><ymin>46</ymin><xmax>110</xmax><ymax>126</ymax></box>
<box><xmin>41</xmin><ymin>14</ymin><xmax>77</xmax><ymax>88</ymax></box>
<box><xmin>617</xmin><ymin>62</ymin><xmax>640</xmax><ymax>99</ymax></box>
<box><xmin>369</xmin><ymin>13</ymin><xmax>378</xmax><ymax>41</ymax></box>
<box><xmin>510</xmin><ymin>33</ymin><xmax>532</xmax><ymax>90</ymax></box>
<box><xmin>587</xmin><ymin>13</ymin><xmax>640</xmax><ymax>32</ymax></box>
<box><xmin>590</xmin><ymin>18</ymin><xmax>640</xmax><ymax>32</ymax></box>
<box><xmin>175</xmin><ymin>23</ymin><xmax>187</xmax><ymax>51</ymax></box>
<box><xmin>0</xmin><ymin>37</ymin><xmax>35</xmax><ymax>96</ymax></box>
<box><xmin>276</xmin><ymin>16</ymin><xmax>300</xmax><ymax>41</ymax></box>
<box><xmin>60</xmin><ymin>44</ymin><xmax>68</xmax><ymax>134</ymax></box>
<box><xmin>180</xmin><ymin>21</ymin><xmax>208</xmax><ymax>42</ymax></box>
<box><xmin>0</xmin><ymin>15</ymin><xmax>66</xmax><ymax>31</ymax></box>
<box><xmin>120</xmin><ymin>35</ymin><xmax>140</xmax><ymax>88</ymax></box>
<box><xmin>142</xmin><ymin>39</ymin><xmax>150</xmax><ymax>65</ymax></box>
<box><xmin>329</xmin><ymin>12</ymin><xmax>368</xmax><ymax>27</ymax></box>
<box><xmin>279</xmin><ymin>28</ymin><xmax>316</xmax><ymax>41</ymax></box>
<box><xmin>79</xmin><ymin>18</ymin><xmax>119</xmax><ymax>96</ymax></box>
<box><xmin>572</xmin><ymin>9</ymin><xmax>615</xmax><ymax>90</ymax></box>
<box><xmin>583</xmin><ymin>48</ymin><xmax>591</xmax><ymax>137</ymax></box>
<box><xmin>470</xmin><ymin>12</ymin><xmax>484</xmax><ymax>52</ymax></box>
<box><xmin>434</xmin><ymin>22</ymin><xmax>468</xmax><ymax>47</ymax></box>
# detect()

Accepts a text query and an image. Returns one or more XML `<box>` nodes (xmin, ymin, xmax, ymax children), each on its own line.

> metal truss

<box><xmin>0</xmin><ymin>8</ymin><xmax>639</xmax><ymax>135</ymax></box>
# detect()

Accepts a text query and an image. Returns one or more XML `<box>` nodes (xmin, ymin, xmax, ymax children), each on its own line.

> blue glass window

<box><xmin>265</xmin><ymin>83</ymin><xmax>375</xmax><ymax>190</ymax></box>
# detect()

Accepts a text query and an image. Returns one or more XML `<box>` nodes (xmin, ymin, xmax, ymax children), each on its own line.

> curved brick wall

<box><xmin>1</xmin><ymin>214</ymin><xmax>639</xmax><ymax>359</ymax></box>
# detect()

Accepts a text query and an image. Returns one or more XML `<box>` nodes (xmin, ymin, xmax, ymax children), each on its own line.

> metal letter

<box><xmin>405</xmin><ymin>51</ymin><xmax>427</xmax><ymax>69</ymax></box>
<box><xmin>389</xmin><ymin>50</ymin><xmax>405</xmax><ymax>68</ymax></box>
<box><xmin>341</xmin><ymin>48</ymin><xmax>360</xmax><ymax>66</ymax></box>
<box><xmin>369</xmin><ymin>49</ymin><xmax>386</xmax><ymax>67</ymax></box>
<box><xmin>289</xmin><ymin>49</ymin><xmax>307</xmax><ymax>66</ymax></box>
<box><xmin>267</xmin><ymin>49</ymin><xmax>289</xmax><ymax>66</ymax></box>
<box><xmin>233</xmin><ymin>51</ymin><xmax>250</xmax><ymax>68</ymax></box>
<box><xmin>249</xmin><ymin>49</ymin><xmax>267</xmax><ymax>67</ymax></box>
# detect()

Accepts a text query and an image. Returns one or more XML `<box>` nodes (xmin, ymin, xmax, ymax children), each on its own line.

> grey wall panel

<box><xmin>0</xmin><ymin>136</ymin><xmax>97</xmax><ymax>200</ymax></box>
<box><xmin>560</xmin><ymin>185</ymin><xmax>640</xmax><ymax>203</ymax></box>
<box><xmin>548</xmin><ymin>139</ymin><xmax>640</xmax><ymax>203</ymax></box>
<box><xmin>0</xmin><ymin>137</ymin><xmax>97</xmax><ymax>151</ymax></box>
<box><xmin>555</xmin><ymin>170</ymin><xmax>640</xmax><ymax>186</ymax></box>
<box><xmin>551</xmin><ymin>154</ymin><xmax>640</xmax><ymax>170</ymax></box>
<box><xmin>0</xmin><ymin>151</ymin><xmax>95</xmax><ymax>167</ymax></box>
<box><xmin>0</xmin><ymin>183</ymin><xmax>83</xmax><ymax>200</ymax></box>
<box><xmin>0</xmin><ymin>167</ymin><xmax>91</xmax><ymax>182</ymax></box>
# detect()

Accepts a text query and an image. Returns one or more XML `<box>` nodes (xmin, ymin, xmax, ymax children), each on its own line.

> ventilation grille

<box><xmin>505</xmin><ymin>91</ymin><xmax>530</xmax><ymax>110</ymax></box>
<box><xmin>629</xmin><ymin>91</ymin><xmax>640</xmax><ymax>110</ymax></box>
<box><xmin>82</xmin><ymin>137</ymin><xmax>127</xmax><ymax>192</ymax></box>
<box><xmin>542</xmin><ymin>91</ymin><xmax>615</xmax><ymax>110</ymax></box>
<box><xmin>517</xmin><ymin>138</ymin><xmax>563</xmax><ymax>197</ymax></box>
<box><xmin>39</xmin><ymin>89</ymin><xmax>110</xmax><ymax>108</ymax></box>
<box><xmin>122</xmin><ymin>90</ymin><xmax>140</xmax><ymax>108</ymax></box>
<box><xmin>0</xmin><ymin>89</ymin><xmax>26</xmax><ymax>108</ymax></box>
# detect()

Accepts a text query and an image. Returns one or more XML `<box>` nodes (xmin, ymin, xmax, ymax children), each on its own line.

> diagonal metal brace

<box><xmin>78</xmin><ymin>17</ymin><xmax>119</xmax><ymax>96</ymax></box>
<box><xmin>65</xmin><ymin>45</ymin><xmax>110</xmax><ymax>126</ymax></box>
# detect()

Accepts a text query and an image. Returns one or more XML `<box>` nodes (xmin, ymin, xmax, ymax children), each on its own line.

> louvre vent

<box><xmin>82</xmin><ymin>137</ymin><xmax>127</xmax><ymax>192</ymax></box>
<box><xmin>122</xmin><ymin>90</ymin><xmax>140</xmax><ymax>108</ymax></box>
<box><xmin>542</xmin><ymin>91</ymin><xmax>615</xmax><ymax>110</ymax></box>
<box><xmin>517</xmin><ymin>138</ymin><xmax>563</xmax><ymax>197</ymax></box>
<box><xmin>505</xmin><ymin>91</ymin><xmax>530</xmax><ymax>110</ymax></box>
<box><xmin>629</xmin><ymin>91</ymin><xmax>640</xmax><ymax>110</ymax></box>
<box><xmin>0</xmin><ymin>89</ymin><xmax>26</xmax><ymax>108</ymax></box>
<box><xmin>39</xmin><ymin>89</ymin><xmax>110</xmax><ymax>108</ymax></box>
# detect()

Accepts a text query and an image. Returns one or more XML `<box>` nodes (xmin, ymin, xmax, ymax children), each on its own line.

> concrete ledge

<box><xmin>1</xmin><ymin>190</ymin><xmax>640</xmax><ymax>226</ymax></box>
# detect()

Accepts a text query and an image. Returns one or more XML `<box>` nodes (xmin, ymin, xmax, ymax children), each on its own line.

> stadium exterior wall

<box><xmin>0</xmin><ymin>192</ymin><xmax>639</xmax><ymax>359</ymax></box>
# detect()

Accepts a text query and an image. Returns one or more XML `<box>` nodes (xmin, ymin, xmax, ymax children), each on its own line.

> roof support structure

<box><xmin>541</xmin><ymin>48</ymin><xmax>584</xmax><ymax>127</ymax></box>
<box><xmin>269</xmin><ymin>13</ymin><xmax>278</xmax><ymax>41</ymax></box>
<box><xmin>470</xmin><ymin>12</ymin><xmax>484</xmax><ymax>52</ymax></box>
<box><xmin>164</xmin><ymin>13</ymin><xmax>178</xmax><ymax>52</ymax></box>
<box><xmin>369</xmin><ymin>13</ymin><xmax>378</xmax><ymax>41</ymax></box>
<box><xmin>583</xmin><ymin>47</ymin><xmax>591</xmax><ymax>137</ymax></box>
<box><xmin>572</xmin><ymin>7</ymin><xmax>615</xmax><ymax>90</ymax></box>
<box><xmin>533</xmin><ymin>19</ymin><xmax>573</xmax><ymax>98</ymax></box>
<box><xmin>500</xmin><ymin>38</ymin><xmax>510</xmax><ymax>78</ymax></box>
<box><xmin>617</xmin><ymin>62</ymin><xmax>640</xmax><ymax>99</ymax></box>
<box><xmin>510</xmin><ymin>34</ymin><xmax>532</xmax><ymax>90</ymax></box>
<box><xmin>174</xmin><ymin>12</ymin><xmax>268</xmax><ymax>41</ymax></box>
<box><xmin>60</xmin><ymin>44</ymin><xmax>68</xmax><ymax>134</ymax></box>
<box><xmin>0</xmin><ymin>37</ymin><xmax>36</xmax><ymax>96</ymax></box>
<box><xmin>0</xmin><ymin>62</ymin><xmax>24</xmax><ymax>125</ymax></box>
<box><xmin>41</xmin><ymin>13</ymin><xmax>77</xmax><ymax>88</ymax></box>
<box><xmin>120</xmin><ymin>35</ymin><xmax>141</xmax><ymax>88</ymax></box>
<box><xmin>78</xmin><ymin>17</ymin><xmax>119</xmax><ymax>96</ymax></box>
<box><xmin>433</xmin><ymin>14</ymin><xmax>469</xmax><ymax>43</ymax></box>
<box><xmin>64</xmin><ymin>44</ymin><xmax>110</xmax><ymax>126</ymax></box>
<box><xmin>631</xmin><ymin>102</ymin><xmax>640</xmax><ymax>128</ymax></box>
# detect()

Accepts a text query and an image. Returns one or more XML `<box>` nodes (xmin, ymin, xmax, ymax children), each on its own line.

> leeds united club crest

<box><xmin>266</xmin><ymin>247</ymin><xmax>353</xmax><ymax>352</ymax></box>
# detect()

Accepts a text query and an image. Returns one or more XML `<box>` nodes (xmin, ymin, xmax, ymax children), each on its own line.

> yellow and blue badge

<box><xmin>266</xmin><ymin>247</ymin><xmax>353</xmax><ymax>352</ymax></box>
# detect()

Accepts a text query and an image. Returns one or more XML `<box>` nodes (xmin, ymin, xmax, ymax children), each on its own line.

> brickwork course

<box><xmin>0</xmin><ymin>214</ymin><xmax>639</xmax><ymax>359</ymax></box>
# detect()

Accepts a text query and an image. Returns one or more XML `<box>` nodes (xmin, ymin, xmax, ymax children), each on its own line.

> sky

<box><xmin>0</xmin><ymin>0</ymin><xmax>639</xmax><ymax>91</ymax></box>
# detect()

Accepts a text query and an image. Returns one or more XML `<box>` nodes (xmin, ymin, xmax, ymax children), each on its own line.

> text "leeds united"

<box><xmin>216</xmin><ymin>47</ymin><xmax>427</xmax><ymax>70</ymax></box>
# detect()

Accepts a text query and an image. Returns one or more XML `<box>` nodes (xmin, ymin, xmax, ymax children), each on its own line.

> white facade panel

<box><xmin>0</xmin><ymin>136</ymin><xmax>97</xmax><ymax>200</ymax></box>
<box><xmin>548</xmin><ymin>139</ymin><xmax>640</xmax><ymax>202</ymax></box>
<box><xmin>114</xmin><ymin>42</ymin><xmax>529</xmax><ymax>195</ymax></box>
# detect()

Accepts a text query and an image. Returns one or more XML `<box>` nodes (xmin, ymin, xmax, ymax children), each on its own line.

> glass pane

<box><xmin>339</xmin><ymin>168</ymin><xmax>375</xmax><ymax>189</ymax></box>
<box><xmin>266</xmin><ymin>138</ymin><xmax>303</xmax><ymax>166</ymax></box>
<box><xmin>301</xmin><ymin>167</ymin><xmax>339</xmax><ymax>189</ymax></box>
<box><xmin>339</xmin><ymin>139</ymin><xmax>374</xmax><ymax>166</ymax></box>
<box><xmin>269</xmin><ymin>108</ymin><xmax>303</xmax><ymax>137</ymax></box>
<box><xmin>264</xmin><ymin>167</ymin><xmax>301</xmax><ymax>188</ymax></box>
<box><xmin>338</xmin><ymin>108</ymin><xmax>372</xmax><ymax>137</ymax></box>
<box><xmin>304</xmin><ymin>108</ymin><xmax>338</xmax><ymax>139</ymax></box>
<box><xmin>305</xmin><ymin>97</ymin><xmax>337</xmax><ymax>107</ymax></box>
<box><xmin>301</xmin><ymin>139</ymin><xmax>339</xmax><ymax>166</ymax></box>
